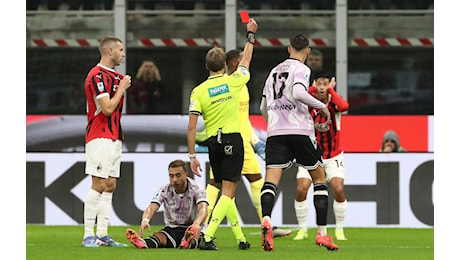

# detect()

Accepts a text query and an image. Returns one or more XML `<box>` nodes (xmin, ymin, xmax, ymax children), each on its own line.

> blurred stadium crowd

<box><xmin>27</xmin><ymin>0</ymin><xmax>434</xmax><ymax>11</ymax></box>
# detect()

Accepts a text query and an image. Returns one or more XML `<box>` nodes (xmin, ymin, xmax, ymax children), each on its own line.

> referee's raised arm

<box><xmin>238</xmin><ymin>18</ymin><xmax>258</xmax><ymax>70</ymax></box>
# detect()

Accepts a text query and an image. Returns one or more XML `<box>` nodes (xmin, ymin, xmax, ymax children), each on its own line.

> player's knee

<box><xmin>334</xmin><ymin>192</ymin><xmax>346</xmax><ymax>202</ymax></box>
<box><xmin>102</xmin><ymin>177</ymin><xmax>117</xmax><ymax>192</ymax></box>
<box><xmin>296</xmin><ymin>185</ymin><xmax>308</xmax><ymax>198</ymax></box>
<box><xmin>333</xmin><ymin>186</ymin><xmax>345</xmax><ymax>199</ymax></box>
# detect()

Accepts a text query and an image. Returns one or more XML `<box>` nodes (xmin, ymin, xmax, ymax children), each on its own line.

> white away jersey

<box><xmin>262</xmin><ymin>58</ymin><xmax>319</xmax><ymax>137</ymax></box>
<box><xmin>151</xmin><ymin>178</ymin><xmax>208</xmax><ymax>228</ymax></box>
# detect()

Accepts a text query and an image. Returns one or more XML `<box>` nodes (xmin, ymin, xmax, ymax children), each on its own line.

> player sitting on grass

<box><xmin>126</xmin><ymin>159</ymin><xmax>208</xmax><ymax>249</ymax></box>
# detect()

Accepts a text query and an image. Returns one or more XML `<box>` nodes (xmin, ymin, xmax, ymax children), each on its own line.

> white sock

<box><xmin>317</xmin><ymin>226</ymin><xmax>327</xmax><ymax>237</ymax></box>
<box><xmin>84</xmin><ymin>189</ymin><xmax>101</xmax><ymax>238</ymax></box>
<box><xmin>263</xmin><ymin>216</ymin><xmax>271</xmax><ymax>225</ymax></box>
<box><xmin>334</xmin><ymin>199</ymin><xmax>347</xmax><ymax>230</ymax></box>
<box><xmin>201</xmin><ymin>222</ymin><xmax>208</xmax><ymax>234</ymax></box>
<box><xmin>294</xmin><ymin>199</ymin><xmax>308</xmax><ymax>231</ymax></box>
<box><xmin>96</xmin><ymin>192</ymin><xmax>113</xmax><ymax>237</ymax></box>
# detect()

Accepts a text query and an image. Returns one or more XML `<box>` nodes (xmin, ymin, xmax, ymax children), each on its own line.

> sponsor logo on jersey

<box><xmin>208</xmin><ymin>84</ymin><xmax>229</xmax><ymax>97</ymax></box>
<box><xmin>210</xmin><ymin>95</ymin><xmax>233</xmax><ymax>105</ymax></box>
<box><xmin>267</xmin><ymin>104</ymin><xmax>296</xmax><ymax>110</ymax></box>
<box><xmin>315</xmin><ymin>122</ymin><xmax>330</xmax><ymax>132</ymax></box>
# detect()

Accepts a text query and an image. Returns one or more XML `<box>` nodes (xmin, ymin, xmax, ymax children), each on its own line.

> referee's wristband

<box><xmin>247</xmin><ymin>31</ymin><xmax>255</xmax><ymax>44</ymax></box>
<box><xmin>188</xmin><ymin>153</ymin><xmax>197</xmax><ymax>158</ymax></box>
<box><xmin>142</xmin><ymin>218</ymin><xmax>150</xmax><ymax>223</ymax></box>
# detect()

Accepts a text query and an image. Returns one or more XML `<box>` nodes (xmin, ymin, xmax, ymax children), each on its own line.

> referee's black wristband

<box><xmin>247</xmin><ymin>31</ymin><xmax>255</xmax><ymax>44</ymax></box>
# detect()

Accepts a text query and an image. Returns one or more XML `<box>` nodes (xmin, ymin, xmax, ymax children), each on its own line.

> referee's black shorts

<box><xmin>265</xmin><ymin>134</ymin><xmax>323</xmax><ymax>170</ymax></box>
<box><xmin>207</xmin><ymin>133</ymin><xmax>244</xmax><ymax>183</ymax></box>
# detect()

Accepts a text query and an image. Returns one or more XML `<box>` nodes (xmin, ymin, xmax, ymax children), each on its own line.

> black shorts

<box><xmin>207</xmin><ymin>132</ymin><xmax>244</xmax><ymax>183</ymax></box>
<box><xmin>158</xmin><ymin>226</ymin><xmax>187</xmax><ymax>248</ymax></box>
<box><xmin>265</xmin><ymin>134</ymin><xmax>323</xmax><ymax>170</ymax></box>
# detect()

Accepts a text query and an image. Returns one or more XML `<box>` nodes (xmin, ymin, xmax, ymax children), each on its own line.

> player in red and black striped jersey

<box><xmin>293</xmin><ymin>72</ymin><xmax>350</xmax><ymax>241</ymax></box>
<box><xmin>85</xmin><ymin>64</ymin><xmax>126</xmax><ymax>142</ymax></box>
<box><xmin>309</xmin><ymin>76</ymin><xmax>348</xmax><ymax>159</ymax></box>
<box><xmin>82</xmin><ymin>36</ymin><xmax>132</xmax><ymax>248</ymax></box>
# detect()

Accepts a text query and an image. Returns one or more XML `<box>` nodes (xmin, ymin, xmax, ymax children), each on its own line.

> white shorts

<box><xmin>296</xmin><ymin>152</ymin><xmax>345</xmax><ymax>182</ymax></box>
<box><xmin>85</xmin><ymin>138</ymin><xmax>122</xmax><ymax>178</ymax></box>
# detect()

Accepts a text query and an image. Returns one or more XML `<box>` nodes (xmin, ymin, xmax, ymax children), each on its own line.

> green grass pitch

<box><xmin>26</xmin><ymin>225</ymin><xmax>433</xmax><ymax>260</ymax></box>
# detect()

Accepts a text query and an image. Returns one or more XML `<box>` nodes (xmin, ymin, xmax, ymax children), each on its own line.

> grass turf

<box><xmin>26</xmin><ymin>225</ymin><xmax>433</xmax><ymax>260</ymax></box>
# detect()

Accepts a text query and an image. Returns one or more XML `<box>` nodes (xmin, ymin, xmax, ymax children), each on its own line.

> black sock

<box><xmin>261</xmin><ymin>182</ymin><xmax>277</xmax><ymax>218</ymax></box>
<box><xmin>313</xmin><ymin>183</ymin><xmax>329</xmax><ymax>226</ymax></box>
<box><xmin>145</xmin><ymin>235</ymin><xmax>161</xmax><ymax>248</ymax></box>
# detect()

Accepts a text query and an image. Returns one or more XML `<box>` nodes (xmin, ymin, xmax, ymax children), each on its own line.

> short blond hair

<box><xmin>206</xmin><ymin>47</ymin><xmax>226</xmax><ymax>72</ymax></box>
<box><xmin>99</xmin><ymin>36</ymin><xmax>122</xmax><ymax>55</ymax></box>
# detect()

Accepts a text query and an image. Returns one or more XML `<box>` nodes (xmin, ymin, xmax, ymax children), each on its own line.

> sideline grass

<box><xmin>26</xmin><ymin>225</ymin><xmax>433</xmax><ymax>260</ymax></box>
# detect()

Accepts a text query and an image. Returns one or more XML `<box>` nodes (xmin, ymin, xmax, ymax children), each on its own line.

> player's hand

<box><xmin>190</xmin><ymin>158</ymin><xmax>203</xmax><ymax>177</ymax></box>
<box><xmin>188</xmin><ymin>224</ymin><xmax>201</xmax><ymax>239</ymax></box>
<box><xmin>139</xmin><ymin>221</ymin><xmax>151</xmax><ymax>237</ymax></box>
<box><xmin>383</xmin><ymin>145</ymin><xmax>393</xmax><ymax>153</ymax></box>
<box><xmin>247</xmin><ymin>18</ymin><xmax>258</xmax><ymax>33</ymax></box>
<box><xmin>327</xmin><ymin>77</ymin><xmax>336</xmax><ymax>92</ymax></box>
<box><xmin>120</xmin><ymin>75</ymin><xmax>132</xmax><ymax>91</ymax></box>
<box><xmin>253</xmin><ymin>141</ymin><xmax>266</xmax><ymax>161</ymax></box>
<box><xmin>320</xmin><ymin>107</ymin><xmax>331</xmax><ymax>125</ymax></box>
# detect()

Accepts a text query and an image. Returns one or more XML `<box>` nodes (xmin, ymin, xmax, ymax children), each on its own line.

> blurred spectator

<box><xmin>306</xmin><ymin>48</ymin><xmax>324</xmax><ymax>85</ymax></box>
<box><xmin>379</xmin><ymin>130</ymin><xmax>407</xmax><ymax>152</ymax></box>
<box><xmin>128</xmin><ymin>59</ymin><xmax>166</xmax><ymax>114</ymax></box>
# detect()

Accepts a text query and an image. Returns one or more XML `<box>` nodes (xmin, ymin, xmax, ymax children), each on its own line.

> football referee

<box><xmin>186</xmin><ymin>18</ymin><xmax>258</xmax><ymax>251</ymax></box>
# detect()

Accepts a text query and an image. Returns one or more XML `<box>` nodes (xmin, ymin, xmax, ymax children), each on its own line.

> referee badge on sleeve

<box><xmin>237</xmin><ymin>66</ymin><xmax>248</xmax><ymax>76</ymax></box>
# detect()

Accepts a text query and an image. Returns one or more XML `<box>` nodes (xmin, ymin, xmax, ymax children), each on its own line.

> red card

<box><xmin>240</xmin><ymin>10</ymin><xmax>249</xmax><ymax>24</ymax></box>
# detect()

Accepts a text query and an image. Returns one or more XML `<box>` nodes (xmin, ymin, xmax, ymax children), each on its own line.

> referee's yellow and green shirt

<box><xmin>189</xmin><ymin>65</ymin><xmax>250</xmax><ymax>138</ymax></box>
